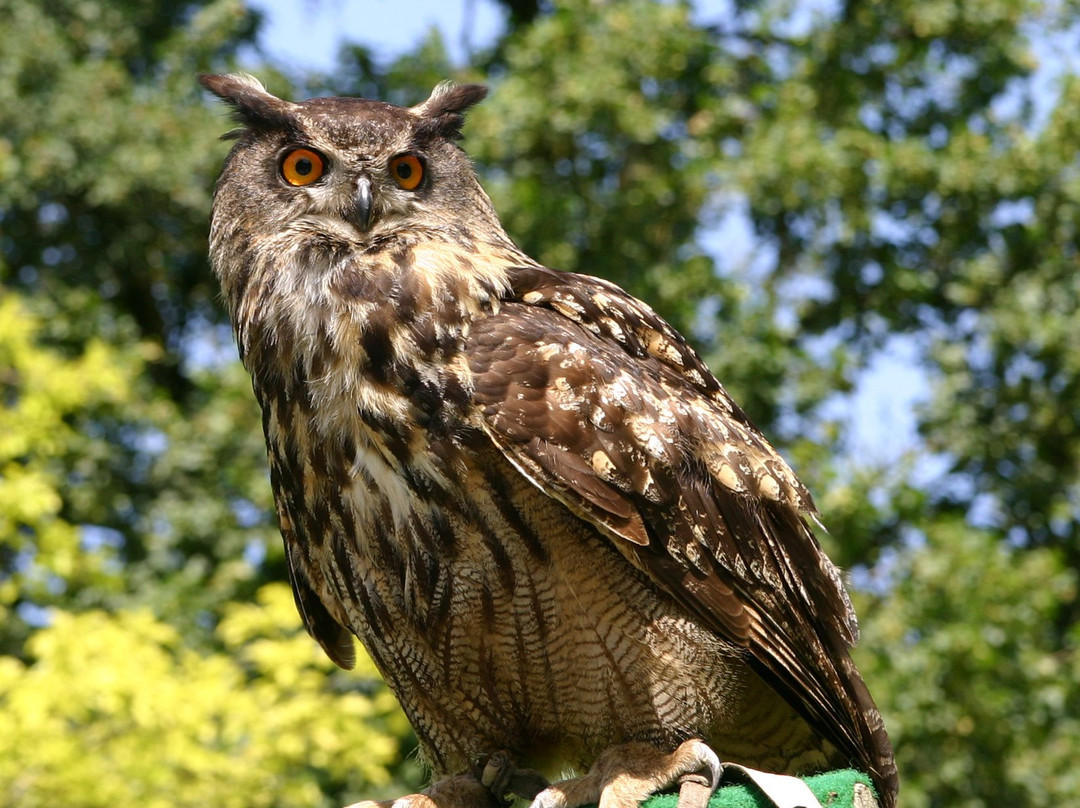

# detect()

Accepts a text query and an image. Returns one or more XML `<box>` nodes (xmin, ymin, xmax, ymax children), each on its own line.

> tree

<box><xmin>0</xmin><ymin>0</ymin><xmax>416</xmax><ymax>802</ymax></box>
<box><xmin>0</xmin><ymin>584</ymin><xmax>406</xmax><ymax>808</ymax></box>
<box><xmin>0</xmin><ymin>0</ymin><xmax>281</xmax><ymax>634</ymax></box>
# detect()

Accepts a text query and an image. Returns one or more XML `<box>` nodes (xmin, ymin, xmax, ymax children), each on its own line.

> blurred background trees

<box><xmin>1</xmin><ymin>0</ymin><xmax>1078</xmax><ymax>805</ymax></box>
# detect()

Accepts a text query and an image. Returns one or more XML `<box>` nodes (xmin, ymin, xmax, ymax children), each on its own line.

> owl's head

<box><xmin>199</xmin><ymin>73</ymin><xmax>497</xmax><ymax>252</ymax></box>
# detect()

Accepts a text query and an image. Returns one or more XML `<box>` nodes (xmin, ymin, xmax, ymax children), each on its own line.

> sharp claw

<box><xmin>527</xmin><ymin>739</ymin><xmax>724</xmax><ymax>808</ymax></box>
<box><xmin>481</xmin><ymin>751</ymin><xmax>511</xmax><ymax>789</ymax></box>
<box><xmin>683</xmin><ymin>739</ymin><xmax>723</xmax><ymax>791</ymax></box>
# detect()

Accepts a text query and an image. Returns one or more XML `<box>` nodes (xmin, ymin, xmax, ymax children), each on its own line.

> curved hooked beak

<box><xmin>353</xmin><ymin>175</ymin><xmax>373</xmax><ymax>231</ymax></box>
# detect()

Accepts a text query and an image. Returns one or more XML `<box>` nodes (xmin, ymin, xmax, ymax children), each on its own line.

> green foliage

<box><xmin>857</xmin><ymin>523</ymin><xmax>1080</xmax><ymax>807</ymax></box>
<box><xmin>2</xmin><ymin>0</ymin><xmax>1080</xmax><ymax>805</ymax></box>
<box><xmin>0</xmin><ymin>0</ymin><xmax>414</xmax><ymax>801</ymax></box>
<box><xmin>0</xmin><ymin>0</ymin><xmax>286</xmax><ymax>637</ymax></box>
<box><xmin>724</xmin><ymin>0</ymin><xmax>1080</xmax><ymax>558</ymax></box>
<box><xmin>0</xmin><ymin>584</ymin><xmax>405</xmax><ymax>808</ymax></box>
<box><xmin>469</xmin><ymin>1</ymin><xmax>725</xmax><ymax>369</ymax></box>
<box><xmin>0</xmin><ymin>293</ymin><xmax>142</xmax><ymax>646</ymax></box>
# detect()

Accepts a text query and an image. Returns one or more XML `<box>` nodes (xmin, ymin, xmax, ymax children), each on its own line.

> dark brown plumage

<box><xmin>199</xmin><ymin>73</ymin><xmax>897</xmax><ymax>808</ymax></box>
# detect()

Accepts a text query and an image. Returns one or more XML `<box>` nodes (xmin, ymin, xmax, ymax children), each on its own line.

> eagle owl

<box><xmin>199</xmin><ymin>74</ymin><xmax>897</xmax><ymax>808</ymax></box>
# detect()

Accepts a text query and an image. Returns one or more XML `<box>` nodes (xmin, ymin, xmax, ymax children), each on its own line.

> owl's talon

<box><xmin>528</xmin><ymin>740</ymin><xmax>722</xmax><ymax>808</ymax></box>
<box><xmin>345</xmin><ymin>773</ymin><xmax>500</xmax><ymax>808</ymax></box>
<box><xmin>678</xmin><ymin>739</ymin><xmax>723</xmax><ymax>791</ymax></box>
<box><xmin>481</xmin><ymin>751</ymin><xmax>511</xmax><ymax>789</ymax></box>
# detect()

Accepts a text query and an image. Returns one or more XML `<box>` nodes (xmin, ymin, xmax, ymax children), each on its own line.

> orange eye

<box><xmin>390</xmin><ymin>154</ymin><xmax>424</xmax><ymax>190</ymax></box>
<box><xmin>281</xmin><ymin>148</ymin><xmax>325</xmax><ymax>186</ymax></box>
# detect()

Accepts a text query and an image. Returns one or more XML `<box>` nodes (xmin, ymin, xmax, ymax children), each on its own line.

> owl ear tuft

<box><xmin>412</xmin><ymin>82</ymin><xmax>488</xmax><ymax>140</ymax></box>
<box><xmin>198</xmin><ymin>73</ymin><xmax>296</xmax><ymax>136</ymax></box>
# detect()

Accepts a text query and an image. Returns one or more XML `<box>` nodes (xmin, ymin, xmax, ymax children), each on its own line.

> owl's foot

<box><xmin>529</xmin><ymin>739</ymin><xmax>721</xmax><ymax>808</ymax></box>
<box><xmin>345</xmin><ymin>773</ymin><xmax>501</xmax><ymax>808</ymax></box>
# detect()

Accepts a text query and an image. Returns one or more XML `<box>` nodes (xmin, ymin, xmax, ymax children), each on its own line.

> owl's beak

<box><xmin>353</xmin><ymin>176</ymin><xmax>373</xmax><ymax>231</ymax></box>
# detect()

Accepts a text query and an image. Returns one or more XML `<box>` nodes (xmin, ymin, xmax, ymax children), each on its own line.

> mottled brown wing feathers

<box><xmin>506</xmin><ymin>266</ymin><xmax>730</xmax><ymax>401</ymax></box>
<box><xmin>467</xmin><ymin>312</ymin><xmax>651</xmax><ymax>545</ymax></box>
<box><xmin>467</xmin><ymin>266</ymin><xmax>893</xmax><ymax>794</ymax></box>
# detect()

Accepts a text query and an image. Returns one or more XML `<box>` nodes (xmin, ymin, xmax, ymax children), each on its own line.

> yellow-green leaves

<box><xmin>0</xmin><ymin>294</ymin><xmax>142</xmax><ymax>612</ymax></box>
<box><xmin>0</xmin><ymin>584</ymin><xmax>403</xmax><ymax>808</ymax></box>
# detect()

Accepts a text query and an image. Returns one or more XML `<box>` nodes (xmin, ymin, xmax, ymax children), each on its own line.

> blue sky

<box><xmin>249</xmin><ymin>0</ymin><xmax>766</xmax><ymax>71</ymax></box>
<box><xmin>250</xmin><ymin>0</ymin><xmax>506</xmax><ymax>70</ymax></box>
<box><xmin>249</xmin><ymin>0</ymin><xmax>928</xmax><ymax>469</ymax></box>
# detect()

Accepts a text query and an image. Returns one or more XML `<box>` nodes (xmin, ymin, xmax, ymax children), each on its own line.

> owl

<box><xmin>199</xmin><ymin>73</ymin><xmax>897</xmax><ymax>808</ymax></box>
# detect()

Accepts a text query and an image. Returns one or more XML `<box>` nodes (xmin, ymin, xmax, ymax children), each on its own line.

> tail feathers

<box><xmin>840</xmin><ymin>652</ymin><xmax>898</xmax><ymax>808</ymax></box>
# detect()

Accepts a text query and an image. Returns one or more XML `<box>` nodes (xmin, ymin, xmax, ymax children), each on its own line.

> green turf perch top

<box><xmin>642</xmin><ymin>769</ymin><xmax>880</xmax><ymax>808</ymax></box>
